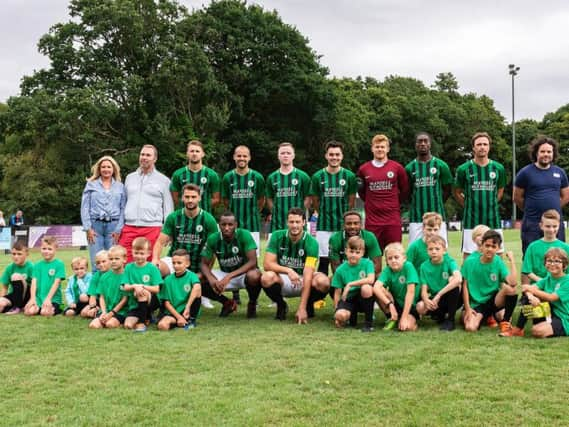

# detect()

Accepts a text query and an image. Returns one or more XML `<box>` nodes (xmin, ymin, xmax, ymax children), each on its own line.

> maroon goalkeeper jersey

<box><xmin>357</xmin><ymin>160</ymin><xmax>409</xmax><ymax>226</ymax></box>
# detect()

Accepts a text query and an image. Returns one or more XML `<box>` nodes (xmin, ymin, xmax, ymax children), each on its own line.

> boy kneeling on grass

<box><xmin>332</xmin><ymin>236</ymin><xmax>376</xmax><ymax>332</ymax></box>
<box><xmin>157</xmin><ymin>249</ymin><xmax>202</xmax><ymax>331</ymax></box>
<box><xmin>89</xmin><ymin>245</ymin><xmax>128</xmax><ymax>329</ymax></box>
<box><xmin>462</xmin><ymin>230</ymin><xmax>518</xmax><ymax>334</ymax></box>
<box><xmin>0</xmin><ymin>241</ymin><xmax>33</xmax><ymax>315</ymax></box>
<box><xmin>416</xmin><ymin>235</ymin><xmax>462</xmax><ymax>331</ymax></box>
<box><xmin>516</xmin><ymin>248</ymin><xmax>569</xmax><ymax>338</ymax></box>
<box><xmin>81</xmin><ymin>250</ymin><xmax>110</xmax><ymax>318</ymax></box>
<box><xmin>373</xmin><ymin>242</ymin><xmax>420</xmax><ymax>332</ymax></box>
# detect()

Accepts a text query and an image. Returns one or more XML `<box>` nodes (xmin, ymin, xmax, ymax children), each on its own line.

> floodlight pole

<box><xmin>509</xmin><ymin>64</ymin><xmax>520</xmax><ymax>223</ymax></box>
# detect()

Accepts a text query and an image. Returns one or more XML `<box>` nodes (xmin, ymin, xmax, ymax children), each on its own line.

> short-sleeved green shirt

<box><xmin>454</xmin><ymin>160</ymin><xmax>506</xmax><ymax>229</ymax></box>
<box><xmin>122</xmin><ymin>262</ymin><xmax>163</xmax><ymax>310</ymax></box>
<box><xmin>461</xmin><ymin>255</ymin><xmax>509</xmax><ymax>308</ymax></box>
<box><xmin>522</xmin><ymin>239</ymin><xmax>569</xmax><ymax>282</ymax></box>
<box><xmin>265</xmin><ymin>168</ymin><xmax>311</xmax><ymax>232</ymax></box>
<box><xmin>159</xmin><ymin>270</ymin><xmax>201</xmax><ymax>314</ymax></box>
<box><xmin>221</xmin><ymin>169</ymin><xmax>265</xmax><ymax>232</ymax></box>
<box><xmin>162</xmin><ymin>208</ymin><xmax>218</xmax><ymax>272</ymax></box>
<box><xmin>405</xmin><ymin>157</ymin><xmax>453</xmax><ymax>222</ymax></box>
<box><xmin>87</xmin><ymin>270</ymin><xmax>104</xmax><ymax>296</ymax></box>
<box><xmin>32</xmin><ymin>259</ymin><xmax>66</xmax><ymax>306</ymax></box>
<box><xmin>328</xmin><ymin>230</ymin><xmax>382</xmax><ymax>263</ymax></box>
<box><xmin>331</xmin><ymin>258</ymin><xmax>374</xmax><ymax>299</ymax></box>
<box><xmin>378</xmin><ymin>261</ymin><xmax>419</xmax><ymax>307</ymax></box>
<box><xmin>419</xmin><ymin>256</ymin><xmax>459</xmax><ymax>296</ymax></box>
<box><xmin>266</xmin><ymin>230</ymin><xmax>319</xmax><ymax>275</ymax></box>
<box><xmin>309</xmin><ymin>168</ymin><xmax>357</xmax><ymax>232</ymax></box>
<box><xmin>201</xmin><ymin>228</ymin><xmax>257</xmax><ymax>273</ymax></box>
<box><xmin>536</xmin><ymin>274</ymin><xmax>569</xmax><ymax>333</ymax></box>
<box><xmin>1</xmin><ymin>261</ymin><xmax>33</xmax><ymax>294</ymax></box>
<box><xmin>97</xmin><ymin>271</ymin><xmax>128</xmax><ymax>316</ymax></box>
<box><xmin>170</xmin><ymin>165</ymin><xmax>220</xmax><ymax>212</ymax></box>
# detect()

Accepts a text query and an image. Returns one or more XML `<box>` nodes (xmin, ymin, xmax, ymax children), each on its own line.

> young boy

<box><xmin>64</xmin><ymin>257</ymin><xmax>92</xmax><ymax>317</ymax></box>
<box><xmin>24</xmin><ymin>236</ymin><xmax>66</xmax><ymax>317</ymax></box>
<box><xmin>406</xmin><ymin>212</ymin><xmax>444</xmax><ymax>272</ymax></box>
<box><xmin>89</xmin><ymin>245</ymin><xmax>128</xmax><ymax>329</ymax></box>
<box><xmin>122</xmin><ymin>237</ymin><xmax>163</xmax><ymax>331</ymax></box>
<box><xmin>416</xmin><ymin>235</ymin><xmax>462</xmax><ymax>331</ymax></box>
<box><xmin>80</xmin><ymin>250</ymin><xmax>110</xmax><ymax>318</ymax></box>
<box><xmin>332</xmin><ymin>236</ymin><xmax>376</xmax><ymax>332</ymax></box>
<box><xmin>522</xmin><ymin>248</ymin><xmax>569</xmax><ymax>338</ymax></box>
<box><xmin>462</xmin><ymin>230</ymin><xmax>518</xmax><ymax>334</ymax></box>
<box><xmin>0</xmin><ymin>241</ymin><xmax>34</xmax><ymax>314</ymax></box>
<box><xmin>157</xmin><ymin>249</ymin><xmax>202</xmax><ymax>331</ymax></box>
<box><xmin>373</xmin><ymin>242</ymin><xmax>420</xmax><ymax>332</ymax></box>
<box><xmin>521</xmin><ymin>210</ymin><xmax>569</xmax><ymax>285</ymax></box>
<box><xmin>465</xmin><ymin>224</ymin><xmax>491</xmax><ymax>262</ymax></box>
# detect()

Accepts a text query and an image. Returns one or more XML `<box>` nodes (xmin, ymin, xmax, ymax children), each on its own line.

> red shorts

<box><xmin>118</xmin><ymin>225</ymin><xmax>162</xmax><ymax>262</ymax></box>
<box><xmin>365</xmin><ymin>224</ymin><xmax>402</xmax><ymax>251</ymax></box>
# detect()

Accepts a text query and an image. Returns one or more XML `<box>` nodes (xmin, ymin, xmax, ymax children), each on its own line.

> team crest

<box><xmin>442</xmin><ymin>272</ymin><xmax>449</xmax><ymax>280</ymax></box>
<box><xmin>22</xmin><ymin>274</ymin><xmax>28</xmax><ymax>280</ymax></box>
<box><xmin>430</xmin><ymin>167</ymin><xmax>437</xmax><ymax>175</ymax></box>
<box><xmin>196</xmin><ymin>225</ymin><xmax>203</xmax><ymax>232</ymax></box>
<box><xmin>359</xmin><ymin>271</ymin><xmax>366</xmax><ymax>279</ymax></box>
<box><xmin>184</xmin><ymin>284</ymin><xmax>192</xmax><ymax>292</ymax></box>
<box><xmin>291</xmin><ymin>178</ymin><xmax>298</xmax><ymax>186</ymax></box>
<box><xmin>555</xmin><ymin>284</ymin><xmax>561</xmax><ymax>291</ymax></box>
<box><xmin>298</xmin><ymin>249</ymin><xmax>305</xmax><ymax>256</ymax></box>
<box><xmin>339</xmin><ymin>179</ymin><xmax>346</xmax><ymax>186</ymax></box>
<box><xmin>232</xmin><ymin>246</ymin><xmax>239</xmax><ymax>254</ymax></box>
<box><xmin>490</xmin><ymin>273</ymin><xmax>497</xmax><ymax>281</ymax></box>
<box><xmin>200</xmin><ymin>176</ymin><xmax>208</xmax><ymax>184</ymax></box>
<box><xmin>387</xmin><ymin>171</ymin><xmax>394</xmax><ymax>178</ymax></box>
<box><xmin>143</xmin><ymin>274</ymin><xmax>150</xmax><ymax>283</ymax></box>
<box><xmin>399</xmin><ymin>276</ymin><xmax>406</xmax><ymax>284</ymax></box>
<box><xmin>48</xmin><ymin>269</ymin><xmax>55</xmax><ymax>276</ymax></box>
<box><xmin>489</xmin><ymin>171</ymin><xmax>496</xmax><ymax>179</ymax></box>
<box><xmin>248</xmin><ymin>180</ymin><xmax>255</xmax><ymax>187</ymax></box>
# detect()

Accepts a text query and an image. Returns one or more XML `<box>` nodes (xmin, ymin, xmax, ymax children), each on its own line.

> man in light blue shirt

<box><xmin>119</xmin><ymin>145</ymin><xmax>174</xmax><ymax>261</ymax></box>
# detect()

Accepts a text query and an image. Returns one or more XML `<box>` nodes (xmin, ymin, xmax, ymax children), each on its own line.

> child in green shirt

<box><xmin>332</xmin><ymin>236</ymin><xmax>376</xmax><ymax>332</ymax></box>
<box><xmin>406</xmin><ymin>212</ymin><xmax>443</xmax><ymax>272</ymax></box>
<box><xmin>157</xmin><ymin>249</ymin><xmax>202</xmax><ymax>330</ymax></box>
<box><xmin>373</xmin><ymin>242</ymin><xmax>420</xmax><ymax>332</ymax></box>
<box><xmin>80</xmin><ymin>250</ymin><xmax>110</xmax><ymax>318</ymax></box>
<box><xmin>0</xmin><ymin>241</ymin><xmax>33</xmax><ymax>314</ymax></box>
<box><xmin>24</xmin><ymin>236</ymin><xmax>66</xmax><ymax>317</ymax></box>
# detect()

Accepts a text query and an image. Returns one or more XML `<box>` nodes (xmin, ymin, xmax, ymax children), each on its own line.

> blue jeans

<box><xmin>89</xmin><ymin>219</ymin><xmax>119</xmax><ymax>271</ymax></box>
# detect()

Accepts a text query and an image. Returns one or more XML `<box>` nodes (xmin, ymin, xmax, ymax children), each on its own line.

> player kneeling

<box><xmin>332</xmin><ymin>236</ymin><xmax>375</xmax><ymax>332</ymax></box>
<box><xmin>157</xmin><ymin>249</ymin><xmax>202</xmax><ymax>331</ymax></box>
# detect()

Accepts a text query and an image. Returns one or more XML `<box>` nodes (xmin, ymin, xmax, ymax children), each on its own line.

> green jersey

<box><xmin>1</xmin><ymin>261</ymin><xmax>33</xmax><ymax>294</ymax></box>
<box><xmin>419</xmin><ymin>256</ymin><xmax>459</xmax><ymax>296</ymax></box>
<box><xmin>461</xmin><ymin>254</ymin><xmax>509</xmax><ymax>308</ymax></box>
<box><xmin>221</xmin><ymin>169</ymin><xmax>265</xmax><ymax>232</ymax></box>
<box><xmin>162</xmin><ymin>208</ymin><xmax>218</xmax><ymax>273</ymax></box>
<box><xmin>522</xmin><ymin>239</ymin><xmax>569</xmax><ymax>282</ymax></box>
<box><xmin>328</xmin><ymin>230</ymin><xmax>382</xmax><ymax>263</ymax></box>
<box><xmin>309</xmin><ymin>168</ymin><xmax>357</xmax><ymax>232</ymax></box>
<box><xmin>266</xmin><ymin>230</ymin><xmax>319</xmax><ymax>275</ymax></box>
<box><xmin>455</xmin><ymin>160</ymin><xmax>506</xmax><ymax>229</ymax></box>
<box><xmin>405</xmin><ymin>157</ymin><xmax>452</xmax><ymax>222</ymax></box>
<box><xmin>87</xmin><ymin>270</ymin><xmax>104</xmax><ymax>296</ymax></box>
<box><xmin>122</xmin><ymin>262</ymin><xmax>164</xmax><ymax>311</ymax></box>
<box><xmin>201</xmin><ymin>228</ymin><xmax>257</xmax><ymax>273</ymax></box>
<box><xmin>32</xmin><ymin>259</ymin><xmax>65</xmax><ymax>306</ymax></box>
<box><xmin>170</xmin><ymin>165</ymin><xmax>220</xmax><ymax>212</ymax></box>
<box><xmin>98</xmin><ymin>270</ymin><xmax>128</xmax><ymax>316</ymax></box>
<box><xmin>331</xmin><ymin>258</ymin><xmax>375</xmax><ymax>299</ymax></box>
<box><xmin>536</xmin><ymin>274</ymin><xmax>569</xmax><ymax>333</ymax></box>
<box><xmin>159</xmin><ymin>270</ymin><xmax>201</xmax><ymax>314</ymax></box>
<box><xmin>266</xmin><ymin>168</ymin><xmax>311</xmax><ymax>232</ymax></box>
<box><xmin>378</xmin><ymin>261</ymin><xmax>419</xmax><ymax>307</ymax></box>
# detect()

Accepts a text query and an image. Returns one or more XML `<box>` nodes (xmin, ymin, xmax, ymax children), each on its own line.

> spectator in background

<box><xmin>81</xmin><ymin>156</ymin><xmax>126</xmax><ymax>271</ymax></box>
<box><xmin>9</xmin><ymin>210</ymin><xmax>24</xmax><ymax>227</ymax></box>
<box><xmin>0</xmin><ymin>211</ymin><xmax>5</xmax><ymax>227</ymax></box>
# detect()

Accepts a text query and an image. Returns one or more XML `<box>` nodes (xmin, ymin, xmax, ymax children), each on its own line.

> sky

<box><xmin>1</xmin><ymin>0</ymin><xmax>568</xmax><ymax>121</ymax></box>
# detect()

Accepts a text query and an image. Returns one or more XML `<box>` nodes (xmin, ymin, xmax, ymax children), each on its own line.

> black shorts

<box><xmin>39</xmin><ymin>303</ymin><xmax>62</xmax><ymax>316</ymax></box>
<box><xmin>96</xmin><ymin>312</ymin><xmax>125</xmax><ymax>324</ymax></box>
<box><xmin>472</xmin><ymin>292</ymin><xmax>500</xmax><ymax>317</ymax></box>
<box><xmin>550</xmin><ymin>317</ymin><xmax>567</xmax><ymax>337</ymax></box>
<box><xmin>1</xmin><ymin>293</ymin><xmax>17</xmax><ymax>310</ymax></box>
<box><xmin>64</xmin><ymin>301</ymin><xmax>89</xmax><ymax>315</ymax></box>
<box><xmin>336</xmin><ymin>296</ymin><xmax>365</xmax><ymax>314</ymax></box>
<box><xmin>394</xmin><ymin>301</ymin><xmax>420</xmax><ymax>320</ymax></box>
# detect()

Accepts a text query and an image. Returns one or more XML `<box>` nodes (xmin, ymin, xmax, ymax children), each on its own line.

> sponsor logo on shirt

<box><xmin>276</xmin><ymin>188</ymin><xmax>297</xmax><ymax>197</ymax></box>
<box><xmin>232</xmin><ymin>189</ymin><xmax>254</xmax><ymax>199</ymax></box>
<box><xmin>415</xmin><ymin>176</ymin><xmax>436</xmax><ymax>188</ymax></box>
<box><xmin>369</xmin><ymin>181</ymin><xmax>393</xmax><ymax>191</ymax></box>
<box><xmin>281</xmin><ymin>255</ymin><xmax>304</xmax><ymax>270</ymax></box>
<box><xmin>471</xmin><ymin>181</ymin><xmax>496</xmax><ymax>191</ymax></box>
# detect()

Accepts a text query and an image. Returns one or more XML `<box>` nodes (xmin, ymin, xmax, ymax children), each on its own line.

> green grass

<box><xmin>1</xmin><ymin>230</ymin><xmax>567</xmax><ymax>426</ymax></box>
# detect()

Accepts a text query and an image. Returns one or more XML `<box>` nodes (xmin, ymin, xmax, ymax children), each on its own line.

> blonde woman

<box><xmin>81</xmin><ymin>156</ymin><xmax>126</xmax><ymax>271</ymax></box>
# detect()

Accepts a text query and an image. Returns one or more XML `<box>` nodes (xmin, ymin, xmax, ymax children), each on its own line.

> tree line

<box><xmin>0</xmin><ymin>0</ymin><xmax>567</xmax><ymax>224</ymax></box>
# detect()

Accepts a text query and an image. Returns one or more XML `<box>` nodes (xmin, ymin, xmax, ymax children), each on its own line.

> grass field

<box><xmin>1</xmin><ymin>230</ymin><xmax>568</xmax><ymax>426</ymax></box>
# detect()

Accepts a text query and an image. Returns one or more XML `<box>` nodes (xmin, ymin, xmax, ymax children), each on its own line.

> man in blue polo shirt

<box><xmin>514</xmin><ymin>135</ymin><xmax>569</xmax><ymax>255</ymax></box>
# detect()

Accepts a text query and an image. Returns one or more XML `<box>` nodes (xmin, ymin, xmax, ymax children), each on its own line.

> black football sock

<box><xmin>318</xmin><ymin>257</ymin><xmax>330</xmax><ymax>275</ymax></box>
<box><xmin>362</xmin><ymin>296</ymin><xmax>374</xmax><ymax>326</ymax></box>
<box><xmin>189</xmin><ymin>298</ymin><xmax>201</xmax><ymax>318</ymax></box>
<box><xmin>503</xmin><ymin>294</ymin><xmax>518</xmax><ymax>322</ymax></box>
<box><xmin>201</xmin><ymin>282</ymin><xmax>228</xmax><ymax>303</ymax></box>
<box><xmin>263</xmin><ymin>283</ymin><xmax>284</xmax><ymax>306</ymax></box>
<box><xmin>245</xmin><ymin>282</ymin><xmax>262</xmax><ymax>304</ymax></box>
<box><xmin>11</xmin><ymin>280</ymin><xmax>25</xmax><ymax>308</ymax></box>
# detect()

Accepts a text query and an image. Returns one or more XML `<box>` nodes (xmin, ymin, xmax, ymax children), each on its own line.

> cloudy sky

<box><xmin>1</xmin><ymin>0</ymin><xmax>568</xmax><ymax>121</ymax></box>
